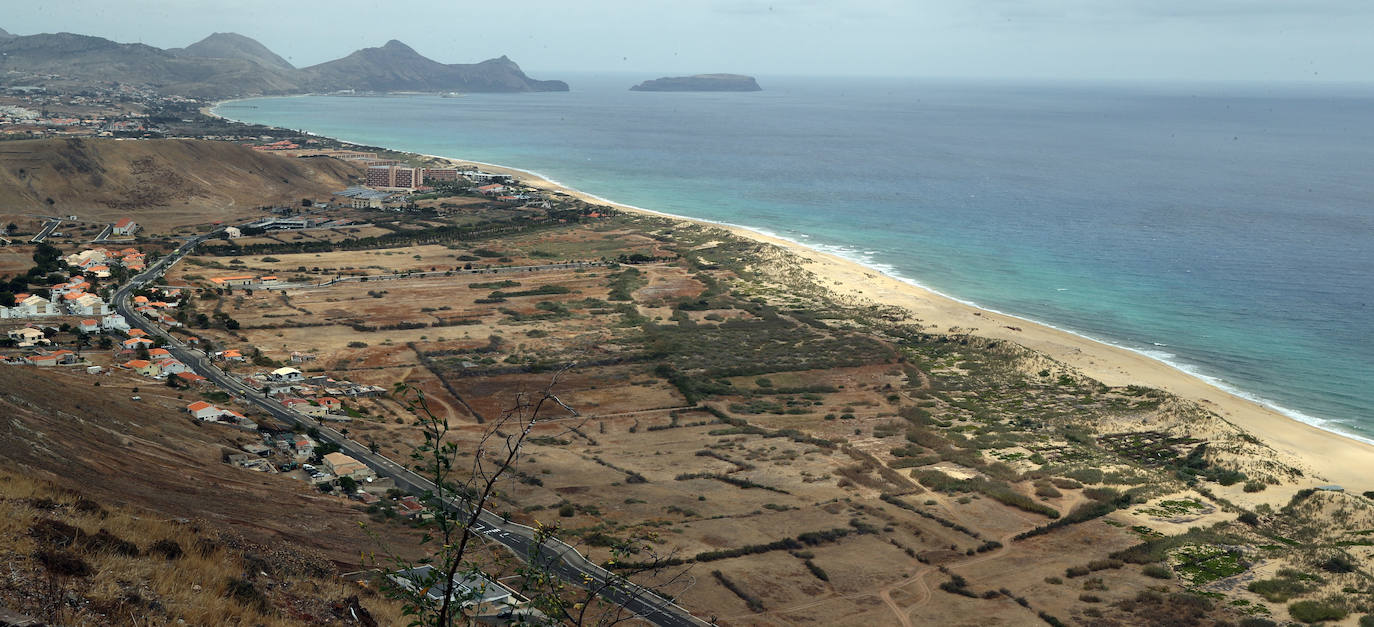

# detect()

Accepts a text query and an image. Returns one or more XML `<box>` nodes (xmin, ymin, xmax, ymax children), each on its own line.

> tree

<box><xmin>301</xmin><ymin>198</ymin><xmax>313</xmax><ymax>207</ymax></box>
<box><xmin>374</xmin><ymin>376</ymin><xmax>689</xmax><ymax>626</ymax></box>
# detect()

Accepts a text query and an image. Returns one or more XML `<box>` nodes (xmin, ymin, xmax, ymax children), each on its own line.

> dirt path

<box><xmin>879</xmin><ymin>584</ymin><xmax>916</xmax><ymax>627</ymax></box>
<box><xmin>883</xmin><ymin>523</ymin><xmax>1031</xmax><ymax>623</ymax></box>
<box><xmin>736</xmin><ymin>511</ymin><xmax>1036</xmax><ymax>625</ymax></box>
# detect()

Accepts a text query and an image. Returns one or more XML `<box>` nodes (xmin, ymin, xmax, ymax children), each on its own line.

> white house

<box><xmin>157</xmin><ymin>359</ymin><xmax>190</xmax><ymax>375</ymax></box>
<box><xmin>7</xmin><ymin>327</ymin><xmax>47</xmax><ymax>345</ymax></box>
<box><xmin>112</xmin><ymin>218</ymin><xmax>139</xmax><ymax>236</ymax></box>
<box><xmin>292</xmin><ymin>434</ymin><xmax>316</xmax><ymax>458</ymax></box>
<box><xmin>77</xmin><ymin>319</ymin><xmax>101</xmax><ymax>334</ymax></box>
<box><xmin>269</xmin><ymin>367</ymin><xmax>304</xmax><ymax>382</ymax></box>
<box><xmin>186</xmin><ymin>401</ymin><xmax>224</xmax><ymax>420</ymax></box>
<box><xmin>101</xmin><ymin>314</ymin><xmax>131</xmax><ymax>332</ymax></box>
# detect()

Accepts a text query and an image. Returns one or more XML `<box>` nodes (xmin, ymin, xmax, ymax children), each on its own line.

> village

<box><xmin>0</xmin><ymin>233</ymin><xmax>427</xmax><ymax>516</ymax></box>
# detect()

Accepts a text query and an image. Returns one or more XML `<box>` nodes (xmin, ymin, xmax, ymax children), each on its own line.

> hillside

<box><xmin>0</xmin><ymin>31</ymin><xmax>566</xmax><ymax>97</ymax></box>
<box><xmin>170</xmin><ymin>32</ymin><xmax>295</xmax><ymax>71</ymax></box>
<box><xmin>0</xmin><ymin>467</ymin><xmax>405</xmax><ymax>624</ymax></box>
<box><xmin>300</xmin><ymin>41</ymin><xmax>568</xmax><ymax>92</ymax></box>
<box><xmin>0</xmin><ymin>366</ymin><xmax>423</xmax><ymax>570</ymax></box>
<box><xmin>0</xmin><ymin>27</ymin><xmax>13</xmax><ymax>40</ymax></box>
<box><xmin>0</xmin><ymin>138</ymin><xmax>360</xmax><ymax>229</ymax></box>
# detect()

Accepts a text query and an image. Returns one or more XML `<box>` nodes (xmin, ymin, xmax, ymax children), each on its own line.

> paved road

<box><xmin>31</xmin><ymin>219</ymin><xmax>60</xmax><ymax>243</ymax></box>
<box><xmin>113</xmin><ymin>236</ymin><xmax>707</xmax><ymax>627</ymax></box>
<box><xmin>91</xmin><ymin>224</ymin><xmax>114</xmax><ymax>243</ymax></box>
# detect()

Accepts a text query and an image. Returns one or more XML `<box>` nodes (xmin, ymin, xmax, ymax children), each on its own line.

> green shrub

<box><xmin>1248</xmin><ymin>578</ymin><xmax>1308</xmax><ymax>603</ymax></box>
<box><xmin>1142</xmin><ymin>564</ymin><xmax>1173</xmax><ymax>579</ymax></box>
<box><xmin>1243</xmin><ymin>481</ymin><xmax>1267</xmax><ymax>493</ymax></box>
<box><xmin>1288</xmin><ymin>599</ymin><xmax>1347</xmax><ymax>624</ymax></box>
<box><xmin>1319</xmin><ymin>554</ymin><xmax>1356</xmax><ymax>574</ymax></box>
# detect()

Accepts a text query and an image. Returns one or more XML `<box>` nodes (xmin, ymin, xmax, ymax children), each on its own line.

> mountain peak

<box><xmin>380</xmin><ymin>40</ymin><xmax>417</xmax><ymax>54</ymax></box>
<box><xmin>175</xmin><ymin>31</ymin><xmax>294</xmax><ymax>70</ymax></box>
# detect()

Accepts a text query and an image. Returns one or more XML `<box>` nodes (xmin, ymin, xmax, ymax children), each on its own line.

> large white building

<box><xmin>66</xmin><ymin>293</ymin><xmax>110</xmax><ymax>316</ymax></box>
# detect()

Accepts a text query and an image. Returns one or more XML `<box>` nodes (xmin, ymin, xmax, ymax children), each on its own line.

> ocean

<box><xmin>214</xmin><ymin>74</ymin><xmax>1374</xmax><ymax>442</ymax></box>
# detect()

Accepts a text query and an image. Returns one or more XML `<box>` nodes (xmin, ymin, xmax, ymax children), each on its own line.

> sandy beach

<box><xmin>427</xmin><ymin>154</ymin><xmax>1374</xmax><ymax>494</ymax></box>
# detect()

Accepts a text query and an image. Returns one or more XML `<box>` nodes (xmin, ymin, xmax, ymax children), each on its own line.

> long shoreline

<box><xmin>210</xmin><ymin>99</ymin><xmax>1374</xmax><ymax>492</ymax></box>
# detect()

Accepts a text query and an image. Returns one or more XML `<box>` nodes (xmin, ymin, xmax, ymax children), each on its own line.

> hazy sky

<box><xmin>6</xmin><ymin>0</ymin><xmax>1374</xmax><ymax>82</ymax></box>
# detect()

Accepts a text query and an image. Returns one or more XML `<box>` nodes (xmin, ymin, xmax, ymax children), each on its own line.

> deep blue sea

<box><xmin>215</xmin><ymin>74</ymin><xmax>1374</xmax><ymax>441</ymax></box>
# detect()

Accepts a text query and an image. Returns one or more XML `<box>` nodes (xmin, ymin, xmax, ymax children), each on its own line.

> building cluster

<box><xmin>2</xmin><ymin>247</ymin><xmax>148</xmax><ymax>320</ymax></box>
<box><xmin>0</xmin><ymin>78</ymin><xmax>180</xmax><ymax>138</ymax></box>
<box><xmin>226</xmin><ymin>433</ymin><xmax>397</xmax><ymax>506</ymax></box>
<box><xmin>66</xmin><ymin>245</ymin><xmax>145</xmax><ymax>273</ymax></box>
<box><xmin>129</xmin><ymin>289</ymin><xmax>183</xmax><ymax>328</ymax></box>
<box><xmin>245</xmin><ymin>366</ymin><xmax>385</xmax><ymax>407</ymax></box>
<box><xmin>3</xmin><ymin>284</ymin><xmax>107</xmax><ymax>319</ymax></box>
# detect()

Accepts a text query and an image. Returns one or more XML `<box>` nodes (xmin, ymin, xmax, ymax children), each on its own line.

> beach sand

<box><xmin>436</xmin><ymin>155</ymin><xmax>1374</xmax><ymax>494</ymax></box>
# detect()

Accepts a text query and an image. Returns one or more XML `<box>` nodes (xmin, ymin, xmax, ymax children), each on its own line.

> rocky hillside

<box><xmin>0</xmin><ymin>31</ymin><xmax>566</xmax><ymax>97</ymax></box>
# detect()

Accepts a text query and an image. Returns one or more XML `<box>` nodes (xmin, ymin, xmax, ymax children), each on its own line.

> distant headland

<box><xmin>630</xmin><ymin>74</ymin><xmax>762</xmax><ymax>92</ymax></box>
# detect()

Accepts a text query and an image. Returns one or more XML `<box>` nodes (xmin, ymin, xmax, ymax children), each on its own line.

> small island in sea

<box><xmin>630</xmin><ymin>73</ymin><xmax>762</xmax><ymax>92</ymax></box>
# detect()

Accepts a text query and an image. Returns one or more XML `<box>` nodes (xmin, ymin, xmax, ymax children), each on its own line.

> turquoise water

<box><xmin>215</xmin><ymin>75</ymin><xmax>1374</xmax><ymax>441</ymax></box>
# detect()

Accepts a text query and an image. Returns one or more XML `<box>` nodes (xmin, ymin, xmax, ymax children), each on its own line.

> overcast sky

<box><xmin>5</xmin><ymin>0</ymin><xmax>1373</xmax><ymax>82</ymax></box>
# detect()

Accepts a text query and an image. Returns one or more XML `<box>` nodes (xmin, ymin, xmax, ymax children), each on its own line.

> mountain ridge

<box><xmin>0</xmin><ymin>30</ymin><xmax>566</xmax><ymax>97</ymax></box>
